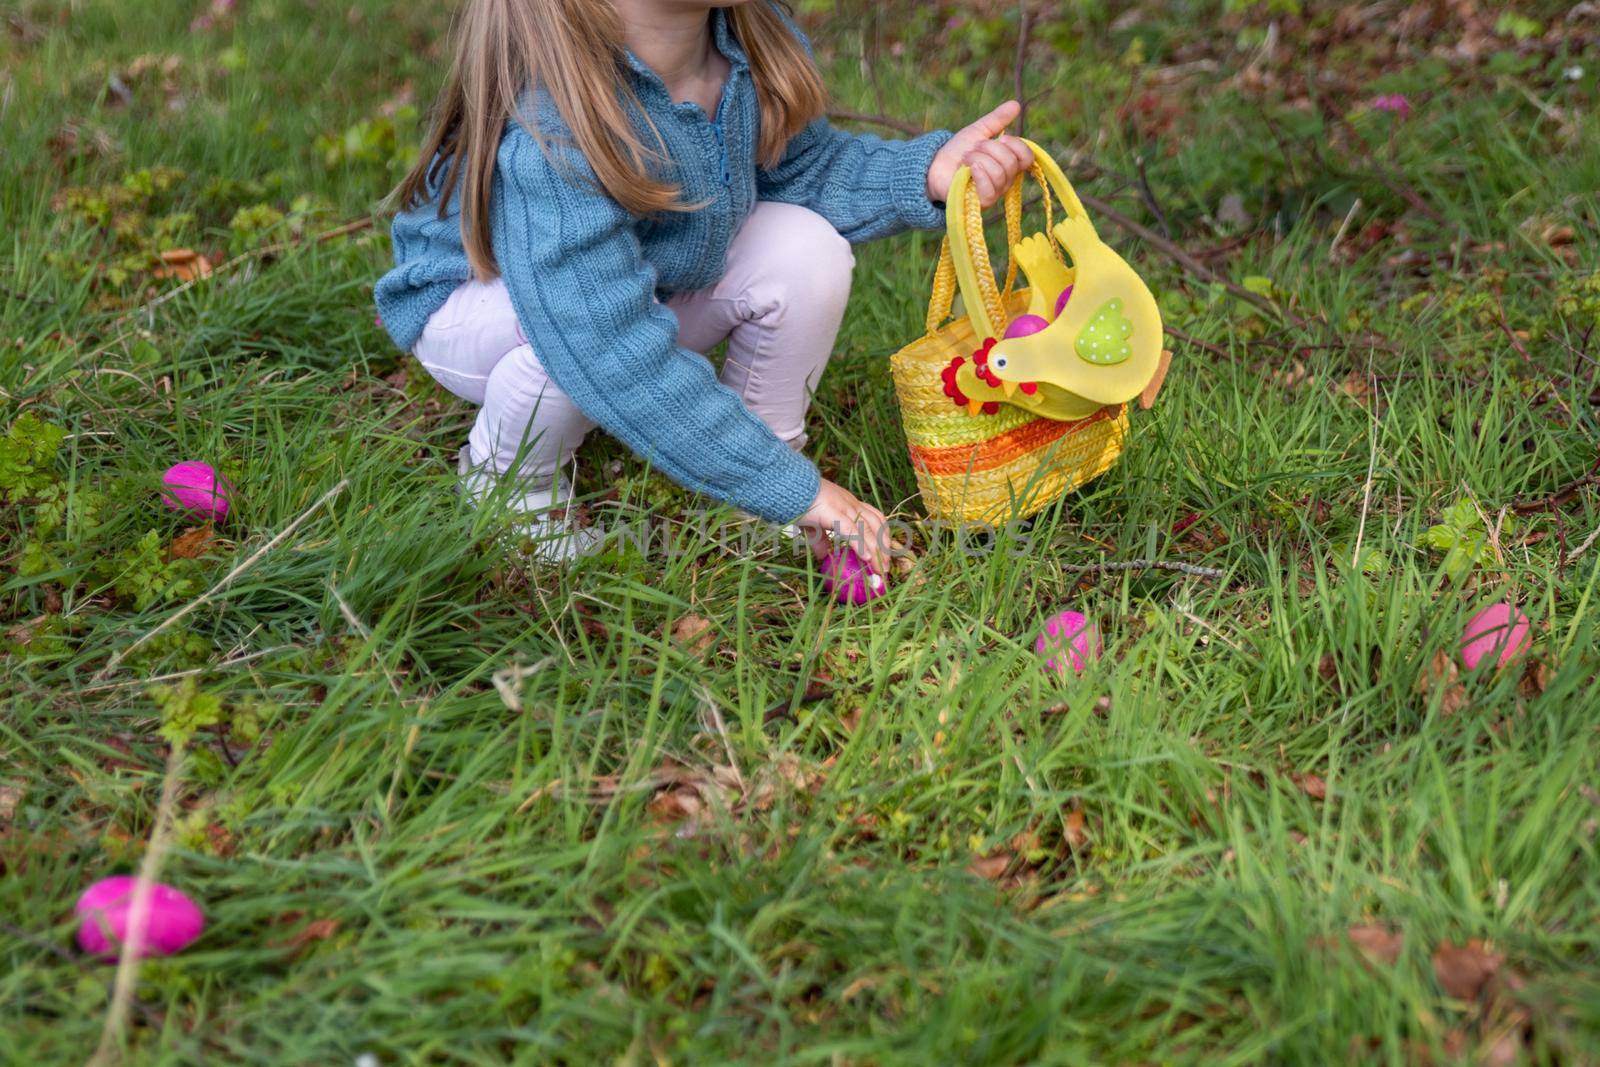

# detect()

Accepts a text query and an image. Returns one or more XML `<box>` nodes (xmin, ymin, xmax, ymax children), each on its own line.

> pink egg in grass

<box><xmin>821</xmin><ymin>546</ymin><xmax>885</xmax><ymax>606</ymax></box>
<box><xmin>76</xmin><ymin>876</ymin><xmax>204</xmax><ymax>959</ymax></box>
<box><xmin>1460</xmin><ymin>603</ymin><xmax>1532</xmax><ymax>671</ymax></box>
<box><xmin>161</xmin><ymin>461</ymin><xmax>231</xmax><ymax>521</ymax></box>
<box><xmin>1035</xmin><ymin>609</ymin><xmax>1101</xmax><ymax>676</ymax></box>
<box><xmin>1003</xmin><ymin>314</ymin><xmax>1050</xmax><ymax>340</ymax></box>
<box><xmin>1053</xmin><ymin>285</ymin><xmax>1075</xmax><ymax>319</ymax></box>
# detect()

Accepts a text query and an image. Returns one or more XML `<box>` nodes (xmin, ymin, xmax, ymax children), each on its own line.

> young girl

<box><xmin>377</xmin><ymin>0</ymin><xmax>1033</xmax><ymax>572</ymax></box>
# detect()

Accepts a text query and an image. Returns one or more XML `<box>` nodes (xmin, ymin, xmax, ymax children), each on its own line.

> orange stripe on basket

<box><xmin>907</xmin><ymin>407</ymin><xmax>1120</xmax><ymax>477</ymax></box>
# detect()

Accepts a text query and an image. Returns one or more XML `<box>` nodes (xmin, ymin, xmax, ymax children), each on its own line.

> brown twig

<box><xmin>1071</xmin><ymin>558</ymin><xmax>1228</xmax><ymax>580</ymax></box>
<box><xmin>763</xmin><ymin>675</ymin><xmax>832</xmax><ymax>724</ymax></box>
<box><xmin>1013</xmin><ymin>2</ymin><xmax>1030</xmax><ymax>139</ymax></box>
<box><xmin>864</xmin><ymin>7</ymin><xmax>888</xmax><ymax>115</ymax></box>
<box><xmin>826</xmin><ymin>109</ymin><xmax>925</xmax><ymax>137</ymax></box>
<box><xmin>1509</xmin><ymin>451</ymin><xmax>1600</xmax><ymax>516</ymax></box>
<box><xmin>1135</xmin><ymin>155</ymin><xmax>1173</xmax><ymax>240</ymax></box>
<box><xmin>1075</xmin><ymin>188</ymin><xmax>1306</xmax><ymax>327</ymax></box>
<box><xmin>1333</xmin><ymin>114</ymin><xmax>1447</xmax><ymax>225</ymax></box>
<box><xmin>1495</xmin><ymin>291</ymin><xmax>1535</xmax><ymax>364</ymax></box>
<box><xmin>1</xmin><ymin>279</ymin><xmax>52</xmax><ymax>306</ymax></box>
<box><xmin>1164</xmin><ymin>324</ymin><xmax>1231</xmax><ymax>361</ymax></box>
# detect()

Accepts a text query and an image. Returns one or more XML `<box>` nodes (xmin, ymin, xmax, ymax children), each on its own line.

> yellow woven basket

<box><xmin>891</xmin><ymin>297</ymin><xmax>1128</xmax><ymax>525</ymax></box>
<box><xmin>890</xmin><ymin>148</ymin><xmax>1136</xmax><ymax>525</ymax></box>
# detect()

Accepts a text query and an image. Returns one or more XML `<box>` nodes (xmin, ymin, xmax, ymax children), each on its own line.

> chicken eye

<box><xmin>994</xmin><ymin>356</ymin><xmax>1007</xmax><ymax>370</ymax></box>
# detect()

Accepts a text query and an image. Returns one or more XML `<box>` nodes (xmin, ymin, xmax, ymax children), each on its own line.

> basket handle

<box><xmin>925</xmin><ymin>139</ymin><xmax>1090</xmax><ymax>340</ymax></box>
<box><xmin>924</xmin><ymin>170</ymin><xmax>1030</xmax><ymax>335</ymax></box>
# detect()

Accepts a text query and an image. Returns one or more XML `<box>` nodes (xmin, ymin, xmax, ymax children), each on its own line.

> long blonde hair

<box><xmin>392</xmin><ymin>0</ymin><xmax>826</xmax><ymax>279</ymax></box>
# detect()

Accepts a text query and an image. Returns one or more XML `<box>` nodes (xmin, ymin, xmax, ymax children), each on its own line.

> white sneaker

<box><xmin>457</xmin><ymin>447</ymin><xmax>606</xmax><ymax>563</ymax></box>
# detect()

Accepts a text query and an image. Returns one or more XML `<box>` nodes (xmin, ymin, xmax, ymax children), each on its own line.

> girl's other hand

<box><xmin>798</xmin><ymin>479</ymin><xmax>891</xmax><ymax>576</ymax></box>
<box><xmin>926</xmin><ymin>100</ymin><xmax>1035</xmax><ymax>208</ymax></box>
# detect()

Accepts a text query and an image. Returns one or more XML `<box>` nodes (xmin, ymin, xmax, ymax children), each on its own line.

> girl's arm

<box><xmin>755</xmin><ymin>120</ymin><xmax>955</xmax><ymax>243</ymax></box>
<box><xmin>758</xmin><ymin>101</ymin><xmax>1036</xmax><ymax>243</ymax></box>
<box><xmin>492</xmin><ymin>124</ymin><xmax>819</xmax><ymax>525</ymax></box>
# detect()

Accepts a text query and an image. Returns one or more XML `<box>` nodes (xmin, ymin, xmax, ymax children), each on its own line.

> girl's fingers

<box><xmin>994</xmin><ymin>134</ymin><xmax>1035</xmax><ymax>173</ymax></box>
<box><xmin>969</xmin><ymin>99</ymin><xmax>1022</xmax><ymax>139</ymax></box>
<box><xmin>965</xmin><ymin>151</ymin><xmax>1005</xmax><ymax>205</ymax></box>
<box><xmin>804</xmin><ymin>525</ymin><xmax>831</xmax><ymax>561</ymax></box>
<box><xmin>975</xmin><ymin>139</ymin><xmax>1030</xmax><ymax>185</ymax></box>
<box><xmin>838</xmin><ymin>503</ymin><xmax>886</xmax><ymax>574</ymax></box>
<box><xmin>859</xmin><ymin>514</ymin><xmax>889</xmax><ymax>576</ymax></box>
<box><xmin>969</xmin><ymin>147</ymin><xmax>1018</xmax><ymax>205</ymax></box>
<box><xmin>974</xmin><ymin>142</ymin><xmax>1016</xmax><ymax>186</ymax></box>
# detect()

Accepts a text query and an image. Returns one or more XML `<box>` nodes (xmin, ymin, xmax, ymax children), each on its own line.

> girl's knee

<box><xmin>474</xmin><ymin>344</ymin><xmax>594</xmax><ymax>473</ymax></box>
<box><xmin>742</xmin><ymin>204</ymin><xmax>855</xmax><ymax>315</ymax></box>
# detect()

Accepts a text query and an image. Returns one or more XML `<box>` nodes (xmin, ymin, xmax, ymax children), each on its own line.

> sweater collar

<box><xmin>621</xmin><ymin>9</ymin><xmax>750</xmax><ymax>95</ymax></box>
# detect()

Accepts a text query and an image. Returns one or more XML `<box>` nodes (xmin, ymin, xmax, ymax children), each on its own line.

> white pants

<box><xmin>412</xmin><ymin>202</ymin><xmax>856</xmax><ymax>501</ymax></box>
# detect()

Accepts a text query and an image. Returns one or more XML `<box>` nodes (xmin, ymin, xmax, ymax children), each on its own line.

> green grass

<box><xmin>4</xmin><ymin>1</ymin><xmax>1599</xmax><ymax>1063</ymax></box>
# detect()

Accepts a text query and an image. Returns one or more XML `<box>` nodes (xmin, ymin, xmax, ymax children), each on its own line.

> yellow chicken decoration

<box><xmin>940</xmin><ymin>141</ymin><xmax>1168</xmax><ymax>422</ymax></box>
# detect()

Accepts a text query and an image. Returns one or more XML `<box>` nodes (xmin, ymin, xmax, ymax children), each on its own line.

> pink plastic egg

<box><xmin>1054</xmin><ymin>285</ymin><xmax>1075</xmax><ymax>319</ymax></box>
<box><xmin>821</xmin><ymin>547</ymin><xmax>885</xmax><ymax>606</ymax></box>
<box><xmin>161</xmin><ymin>461</ymin><xmax>230</xmax><ymax>521</ymax></box>
<box><xmin>1003</xmin><ymin>314</ymin><xmax>1050</xmax><ymax>339</ymax></box>
<box><xmin>1035</xmin><ymin>609</ymin><xmax>1101</xmax><ymax>675</ymax></box>
<box><xmin>1460</xmin><ymin>603</ymin><xmax>1531</xmax><ymax>671</ymax></box>
<box><xmin>76</xmin><ymin>876</ymin><xmax>204</xmax><ymax>959</ymax></box>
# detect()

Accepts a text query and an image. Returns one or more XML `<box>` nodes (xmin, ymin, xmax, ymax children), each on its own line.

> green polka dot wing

<box><xmin>1075</xmin><ymin>299</ymin><xmax>1134</xmax><ymax>366</ymax></box>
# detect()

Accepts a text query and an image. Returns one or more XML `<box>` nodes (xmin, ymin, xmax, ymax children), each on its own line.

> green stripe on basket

<box><xmin>901</xmin><ymin>407</ymin><xmax>1035</xmax><ymax>448</ymax></box>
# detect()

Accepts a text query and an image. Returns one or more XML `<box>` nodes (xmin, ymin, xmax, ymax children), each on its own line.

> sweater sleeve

<box><xmin>491</xmin><ymin>126</ymin><xmax>820</xmax><ymax>524</ymax></box>
<box><xmin>756</xmin><ymin>120</ymin><xmax>955</xmax><ymax>244</ymax></box>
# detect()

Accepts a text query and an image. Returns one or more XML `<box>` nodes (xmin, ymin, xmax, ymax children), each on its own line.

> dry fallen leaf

<box><xmin>276</xmin><ymin>917</ymin><xmax>341</xmax><ymax>955</ymax></box>
<box><xmin>838</xmin><ymin>702</ymin><xmax>864</xmax><ymax>735</ymax></box>
<box><xmin>5</xmin><ymin>617</ymin><xmax>48</xmax><ymax>649</ymax></box>
<box><xmin>1433</xmin><ymin>939</ymin><xmax>1504</xmax><ymax>1001</ymax></box>
<box><xmin>151</xmin><ymin>248</ymin><xmax>213</xmax><ymax>282</ymax></box>
<box><xmin>1337</xmin><ymin>371</ymin><xmax>1374</xmax><ymax>404</ymax></box>
<box><xmin>1062</xmin><ymin>810</ymin><xmax>1088</xmax><ymax>851</ymax></box>
<box><xmin>968</xmin><ymin>853</ymin><xmax>1013</xmax><ymax>881</ymax></box>
<box><xmin>204</xmin><ymin>821</ymin><xmax>236</xmax><ymax>858</ymax></box>
<box><xmin>1294</xmin><ymin>772</ymin><xmax>1329</xmax><ymax>801</ymax></box>
<box><xmin>648</xmin><ymin>787</ymin><xmax>706</xmax><ymax>825</ymax></box>
<box><xmin>167</xmin><ymin>523</ymin><xmax>217</xmax><ymax>561</ymax></box>
<box><xmin>573</xmin><ymin>602</ymin><xmax>609</xmax><ymax>641</ymax></box>
<box><xmin>1417</xmin><ymin>650</ymin><xmax>1468</xmax><ymax>716</ymax></box>
<box><xmin>744</xmin><ymin>753</ymin><xmax>826</xmax><ymax>812</ymax></box>
<box><xmin>643</xmin><ymin>761</ymin><xmax>741</xmax><ymax>836</ymax></box>
<box><xmin>1273</xmin><ymin>359</ymin><xmax>1313</xmax><ymax>390</ymax></box>
<box><xmin>0</xmin><ymin>783</ymin><xmax>22</xmax><ymax>824</ymax></box>
<box><xmin>1517</xmin><ymin>658</ymin><xmax>1552</xmax><ymax>700</ymax></box>
<box><xmin>839</xmin><ymin>975</ymin><xmax>880</xmax><ymax>1002</ymax></box>
<box><xmin>671</xmin><ymin>613</ymin><xmax>715</xmax><ymax>656</ymax></box>
<box><xmin>1478</xmin><ymin>1025</ymin><xmax>1525</xmax><ymax>1067</ymax></box>
<box><xmin>1346</xmin><ymin>924</ymin><xmax>1404</xmax><ymax>967</ymax></box>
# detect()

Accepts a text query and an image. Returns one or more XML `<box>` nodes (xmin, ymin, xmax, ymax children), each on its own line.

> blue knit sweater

<box><xmin>375</xmin><ymin>11</ymin><xmax>952</xmax><ymax>524</ymax></box>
